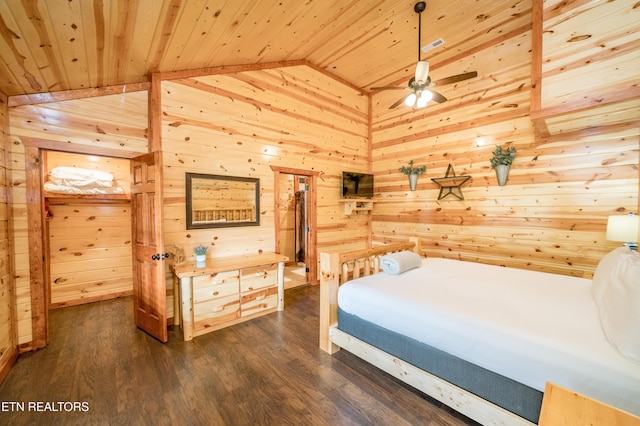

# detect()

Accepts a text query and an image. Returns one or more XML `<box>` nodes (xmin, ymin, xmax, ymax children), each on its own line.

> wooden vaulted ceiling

<box><xmin>0</xmin><ymin>0</ymin><xmax>531</xmax><ymax>97</ymax></box>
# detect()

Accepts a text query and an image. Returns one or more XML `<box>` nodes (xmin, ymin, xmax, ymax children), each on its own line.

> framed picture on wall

<box><xmin>185</xmin><ymin>173</ymin><xmax>260</xmax><ymax>229</ymax></box>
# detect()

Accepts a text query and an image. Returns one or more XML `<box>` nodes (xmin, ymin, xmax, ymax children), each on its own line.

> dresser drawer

<box><xmin>240</xmin><ymin>263</ymin><xmax>278</xmax><ymax>292</ymax></box>
<box><xmin>193</xmin><ymin>281</ymin><xmax>239</xmax><ymax>304</ymax></box>
<box><xmin>194</xmin><ymin>294</ymin><xmax>240</xmax><ymax>331</ymax></box>
<box><xmin>193</xmin><ymin>270</ymin><xmax>239</xmax><ymax>290</ymax></box>
<box><xmin>240</xmin><ymin>286</ymin><xmax>278</xmax><ymax>317</ymax></box>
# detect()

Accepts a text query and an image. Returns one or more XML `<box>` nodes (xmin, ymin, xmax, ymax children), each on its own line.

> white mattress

<box><xmin>338</xmin><ymin>257</ymin><xmax>640</xmax><ymax>416</ymax></box>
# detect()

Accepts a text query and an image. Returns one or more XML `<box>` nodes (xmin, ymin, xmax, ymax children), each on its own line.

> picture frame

<box><xmin>185</xmin><ymin>173</ymin><xmax>260</xmax><ymax>229</ymax></box>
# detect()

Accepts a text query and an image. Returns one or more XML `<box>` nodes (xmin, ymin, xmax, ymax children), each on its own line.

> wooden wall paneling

<box><xmin>7</xmin><ymin>89</ymin><xmax>148</xmax><ymax>348</ymax></box>
<box><xmin>47</xmin><ymin>200</ymin><xmax>133</xmax><ymax>308</ymax></box>
<box><xmin>161</xmin><ymin>65</ymin><xmax>369</xmax><ymax>292</ymax></box>
<box><xmin>541</xmin><ymin>0</ymin><xmax>639</xmax><ymax>107</ymax></box>
<box><xmin>532</xmin><ymin>0</ymin><xmax>640</xmax><ymax>130</ymax></box>
<box><xmin>372</xmin><ymin>127</ymin><xmax>637</xmax><ymax>277</ymax></box>
<box><xmin>370</xmin><ymin>2</ymin><xmax>639</xmax><ymax>278</ymax></box>
<box><xmin>9</xmin><ymin>91</ymin><xmax>149</xmax><ymax>153</ymax></box>
<box><xmin>0</xmin><ymin>89</ymin><xmax>18</xmax><ymax>382</ymax></box>
<box><xmin>7</xmin><ymin>136</ymin><xmax>32</xmax><ymax>348</ymax></box>
<box><xmin>277</xmin><ymin>173</ymin><xmax>296</xmax><ymax>262</ymax></box>
<box><xmin>24</xmin><ymin>146</ymin><xmax>46</xmax><ymax>350</ymax></box>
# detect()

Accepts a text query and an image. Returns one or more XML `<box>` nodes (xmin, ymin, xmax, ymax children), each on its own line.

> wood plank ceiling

<box><xmin>0</xmin><ymin>0</ymin><xmax>530</xmax><ymax>97</ymax></box>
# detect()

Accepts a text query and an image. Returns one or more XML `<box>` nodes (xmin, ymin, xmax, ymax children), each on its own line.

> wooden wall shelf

<box><xmin>339</xmin><ymin>198</ymin><xmax>375</xmax><ymax>215</ymax></box>
<box><xmin>45</xmin><ymin>192</ymin><xmax>131</xmax><ymax>204</ymax></box>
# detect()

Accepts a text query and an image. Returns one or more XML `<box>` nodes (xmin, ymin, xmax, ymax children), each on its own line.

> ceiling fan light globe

<box><xmin>416</xmin><ymin>97</ymin><xmax>428</xmax><ymax>108</ymax></box>
<box><xmin>420</xmin><ymin>90</ymin><xmax>434</xmax><ymax>102</ymax></box>
<box><xmin>405</xmin><ymin>93</ymin><xmax>417</xmax><ymax>107</ymax></box>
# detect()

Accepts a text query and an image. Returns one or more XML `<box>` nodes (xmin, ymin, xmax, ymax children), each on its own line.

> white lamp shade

<box><xmin>420</xmin><ymin>90</ymin><xmax>433</xmax><ymax>102</ymax></box>
<box><xmin>606</xmin><ymin>214</ymin><xmax>640</xmax><ymax>243</ymax></box>
<box><xmin>404</xmin><ymin>93</ymin><xmax>417</xmax><ymax>107</ymax></box>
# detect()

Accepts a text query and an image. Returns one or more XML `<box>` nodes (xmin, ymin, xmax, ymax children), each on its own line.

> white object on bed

<box><xmin>44</xmin><ymin>181</ymin><xmax>125</xmax><ymax>195</ymax></box>
<box><xmin>49</xmin><ymin>166</ymin><xmax>114</xmax><ymax>182</ymax></box>
<box><xmin>598</xmin><ymin>250</ymin><xmax>640</xmax><ymax>362</ymax></box>
<box><xmin>380</xmin><ymin>250</ymin><xmax>422</xmax><ymax>275</ymax></box>
<box><xmin>337</xmin><ymin>257</ymin><xmax>640</xmax><ymax>416</ymax></box>
<box><xmin>45</xmin><ymin>166</ymin><xmax>124</xmax><ymax>195</ymax></box>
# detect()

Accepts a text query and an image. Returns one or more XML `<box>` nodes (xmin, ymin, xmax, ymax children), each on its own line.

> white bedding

<box><xmin>44</xmin><ymin>166</ymin><xmax>125</xmax><ymax>195</ymax></box>
<box><xmin>338</xmin><ymin>257</ymin><xmax>640</xmax><ymax>416</ymax></box>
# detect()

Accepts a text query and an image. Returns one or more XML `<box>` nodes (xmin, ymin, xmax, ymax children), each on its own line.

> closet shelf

<box><xmin>44</xmin><ymin>192</ymin><xmax>131</xmax><ymax>204</ymax></box>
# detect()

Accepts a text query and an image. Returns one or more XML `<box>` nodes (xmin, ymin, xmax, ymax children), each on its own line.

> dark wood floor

<box><xmin>0</xmin><ymin>285</ymin><xmax>478</xmax><ymax>426</ymax></box>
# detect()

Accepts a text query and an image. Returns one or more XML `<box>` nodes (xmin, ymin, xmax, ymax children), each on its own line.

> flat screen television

<box><xmin>342</xmin><ymin>172</ymin><xmax>374</xmax><ymax>199</ymax></box>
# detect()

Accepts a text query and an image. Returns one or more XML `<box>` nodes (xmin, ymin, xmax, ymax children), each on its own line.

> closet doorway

<box><xmin>24</xmin><ymin>139</ymin><xmax>140</xmax><ymax>349</ymax></box>
<box><xmin>272</xmin><ymin>166</ymin><xmax>318</xmax><ymax>287</ymax></box>
<box><xmin>43</xmin><ymin>150</ymin><xmax>134</xmax><ymax>310</ymax></box>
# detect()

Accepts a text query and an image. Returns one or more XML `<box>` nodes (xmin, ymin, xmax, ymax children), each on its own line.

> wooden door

<box><xmin>131</xmin><ymin>152</ymin><xmax>167</xmax><ymax>342</ymax></box>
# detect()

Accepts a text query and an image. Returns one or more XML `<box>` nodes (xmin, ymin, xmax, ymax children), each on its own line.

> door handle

<box><xmin>151</xmin><ymin>253</ymin><xmax>170</xmax><ymax>261</ymax></box>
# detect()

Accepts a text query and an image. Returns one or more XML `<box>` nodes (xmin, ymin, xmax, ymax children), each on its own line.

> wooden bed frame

<box><xmin>319</xmin><ymin>239</ymin><xmax>535</xmax><ymax>426</ymax></box>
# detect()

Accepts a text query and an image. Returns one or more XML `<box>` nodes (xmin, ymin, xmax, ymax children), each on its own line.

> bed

<box><xmin>319</xmin><ymin>240</ymin><xmax>640</xmax><ymax>425</ymax></box>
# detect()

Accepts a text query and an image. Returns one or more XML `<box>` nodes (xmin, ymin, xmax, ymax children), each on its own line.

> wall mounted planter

<box><xmin>495</xmin><ymin>164</ymin><xmax>510</xmax><ymax>186</ymax></box>
<box><xmin>409</xmin><ymin>174</ymin><xmax>419</xmax><ymax>191</ymax></box>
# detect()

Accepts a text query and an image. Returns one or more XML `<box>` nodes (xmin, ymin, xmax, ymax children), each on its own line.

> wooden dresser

<box><xmin>171</xmin><ymin>253</ymin><xmax>288</xmax><ymax>341</ymax></box>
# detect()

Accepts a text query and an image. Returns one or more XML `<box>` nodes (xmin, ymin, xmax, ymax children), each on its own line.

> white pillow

<box><xmin>598</xmin><ymin>251</ymin><xmax>640</xmax><ymax>363</ymax></box>
<box><xmin>591</xmin><ymin>246</ymin><xmax>631</xmax><ymax>305</ymax></box>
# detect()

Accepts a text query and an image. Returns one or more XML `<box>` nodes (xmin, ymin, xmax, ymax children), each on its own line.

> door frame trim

<box><xmin>271</xmin><ymin>166</ymin><xmax>319</xmax><ymax>285</ymax></box>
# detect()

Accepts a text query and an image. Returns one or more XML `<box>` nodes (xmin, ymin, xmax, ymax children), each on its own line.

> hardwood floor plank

<box><xmin>0</xmin><ymin>285</ymin><xmax>477</xmax><ymax>425</ymax></box>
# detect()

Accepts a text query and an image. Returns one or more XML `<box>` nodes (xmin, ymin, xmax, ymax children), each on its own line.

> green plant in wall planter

<box><xmin>399</xmin><ymin>160</ymin><xmax>427</xmax><ymax>191</ymax></box>
<box><xmin>490</xmin><ymin>145</ymin><xmax>516</xmax><ymax>186</ymax></box>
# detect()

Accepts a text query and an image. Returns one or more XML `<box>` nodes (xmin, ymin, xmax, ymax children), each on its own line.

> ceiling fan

<box><xmin>371</xmin><ymin>1</ymin><xmax>478</xmax><ymax>109</ymax></box>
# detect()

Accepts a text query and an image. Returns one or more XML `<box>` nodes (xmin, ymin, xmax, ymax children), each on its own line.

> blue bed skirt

<box><xmin>338</xmin><ymin>308</ymin><xmax>543</xmax><ymax>423</ymax></box>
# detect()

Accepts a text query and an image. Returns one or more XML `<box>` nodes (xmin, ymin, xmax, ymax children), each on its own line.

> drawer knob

<box><xmin>213</xmin><ymin>291</ymin><xmax>219</xmax><ymax>296</ymax></box>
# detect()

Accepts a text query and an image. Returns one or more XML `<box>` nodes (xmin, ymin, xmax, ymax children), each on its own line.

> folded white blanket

<box><xmin>380</xmin><ymin>251</ymin><xmax>422</xmax><ymax>275</ymax></box>
<box><xmin>49</xmin><ymin>166</ymin><xmax>115</xmax><ymax>182</ymax></box>
<box><xmin>44</xmin><ymin>181</ymin><xmax>125</xmax><ymax>195</ymax></box>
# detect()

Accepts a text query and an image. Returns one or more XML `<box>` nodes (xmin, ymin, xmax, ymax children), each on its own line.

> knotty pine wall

<box><xmin>0</xmin><ymin>91</ymin><xmax>17</xmax><ymax>380</ymax></box>
<box><xmin>45</xmin><ymin>152</ymin><xmax>133</xmax><ymax>308</ymax></box>
<box><xmin>277</xmin><ymin>173</ymin><xmax>297</xmax><ymax>263</ymax></box>
<box><xmin>160</xmin><ymin>65</ymin><xmax>370</xmax><ymax>266</ymax></box>
<box><xmin>370</xmin><ymin>2</ymin><xmax>639</xmax><ymax>278</ymax></box>
<box><xmin>9</xmin><ymin>91</ymin><xmax>148</xmax><ymax>346</ymax></box>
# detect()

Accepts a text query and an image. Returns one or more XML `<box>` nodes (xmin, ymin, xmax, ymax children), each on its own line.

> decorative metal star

<box><xmin>431</xmin><ymin>164</ymin><xmax>471</xmax><ymax>200</ymax></box>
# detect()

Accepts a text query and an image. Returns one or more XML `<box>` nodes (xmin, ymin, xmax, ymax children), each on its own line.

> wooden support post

<box><xmin>319</xmin><ymin>250</ymin><xmax>341</xmax><ymax>354</ymax></box>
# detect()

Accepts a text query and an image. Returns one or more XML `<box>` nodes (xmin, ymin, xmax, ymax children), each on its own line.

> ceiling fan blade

<box><xmin>389</xmin><ymin>95</ymin><xmax>410</xmax><ymax>109</ymax></box>
<box><xmin>434</xmin><ymin>71</ymin><xmax>478</xmax><ymax>86</ymax></box>
<box><xmin>415</xmin><ymin>61</ymin><xmax>429</xmax><ymax>84</ymax></box>
<box><xmin>370</xmin><ymin>86</ymin><xmax>408</xmax><ymax>91</ymax></box>
<box><xmin>429</xmin><ymin>90</ymin><xmax>447</xmax><ymax>103</ymax></box>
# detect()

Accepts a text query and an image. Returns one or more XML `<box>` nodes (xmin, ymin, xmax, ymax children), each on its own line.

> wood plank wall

<box><xmin>277</xmin><ymin>173</ymin><xmax>296</xmax><ymax>263</ymax></box>
<box><xmin>45</xmin><ymin>152</ymin><xmax>133</xmax><ymax>308</ymax></box>
<box><xmin>0</xmin><ymin>90</ymin><xmax>17</xmax><ymax>380</ymax></box>
<box><xmin>160</xmin><ymin>65</ymin><xmax>370</xmax><ymax>268</ymax></box>
<box><xmin>8</xmin><ymin>90</ymin><xmax>148</xmax><ymax>346</ymax></box>
<box><xmin>370</xmin><ymin>1</ymin><xmax>639</xmax><ymax>278</ymax></box>
<box><xmin>538</xmin><ymin>0</ymin><xmax>639</xmax><ymax>122</ymax></box>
